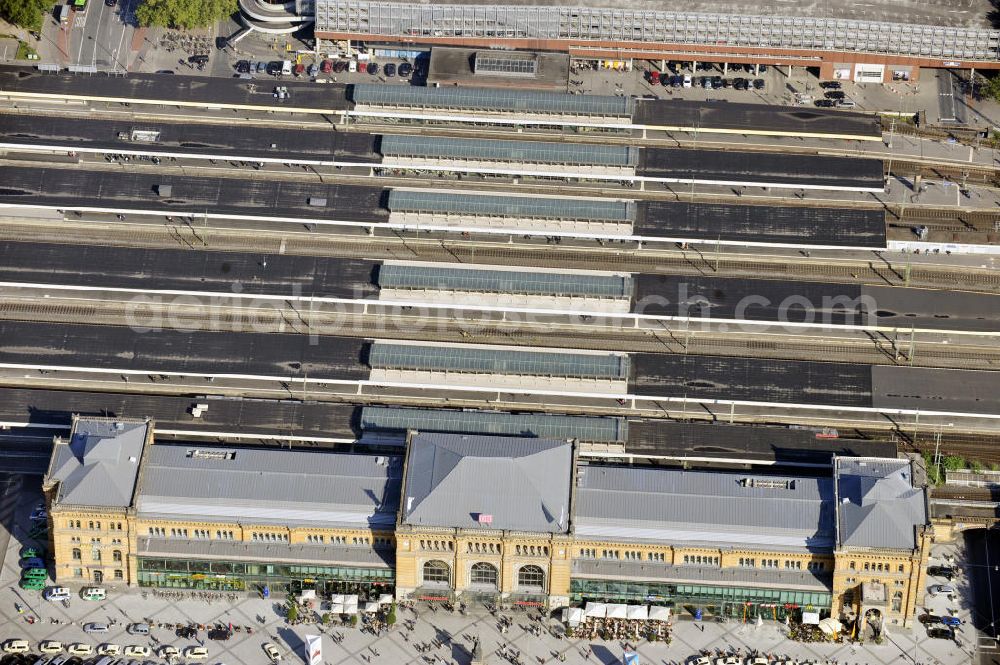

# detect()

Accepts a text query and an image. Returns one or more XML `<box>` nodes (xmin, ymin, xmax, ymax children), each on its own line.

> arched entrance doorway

<box><xmin>863</xmin><ymin>608</ymin><xmax>883</xmax><ymax>640</ymax></box>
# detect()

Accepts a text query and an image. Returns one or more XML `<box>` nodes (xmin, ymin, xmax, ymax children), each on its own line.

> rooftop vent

<box><xmin>186</xmin><ymin>449</ymin><xmax>236</xmax><ymax>461</ymax></box>
<box><xmin>740</xmin><ymin>478</ymin><xmax>795</xmax><ymax>490</ymax></box>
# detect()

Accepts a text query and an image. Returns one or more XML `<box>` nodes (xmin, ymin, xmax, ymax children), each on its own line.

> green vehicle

<box><xmin>19</xmin><ymin>577</ymin><xmax>45</xmax><ymax>590</ymax></box>
<box><xmin>21</xmin><ymin>568</ymin><xmax>47</xmax><ymax>581</ymax></box>
<box><xmin>20</xmin><ymin>547</ymin><xmax>42</xmax><ymax>559</ymax></box>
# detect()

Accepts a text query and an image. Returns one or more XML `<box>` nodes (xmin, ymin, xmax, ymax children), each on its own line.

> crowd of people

<box><xmin>575</xmin><ymin>616</ymin><xmax>671</xmax><ymax>643</ymax></box>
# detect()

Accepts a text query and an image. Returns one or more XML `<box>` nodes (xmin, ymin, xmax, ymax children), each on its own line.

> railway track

<box><xmin>0</xmin><ymin>217</ymin><xmax>997</xmax><ymax>293</ymax></box>
<box><xmin>0</xmin><ymin>298</ymin><xmax>997</xmax><ymax>370</ymax></box>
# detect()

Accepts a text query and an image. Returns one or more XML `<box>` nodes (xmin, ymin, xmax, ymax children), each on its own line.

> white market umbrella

<box><xmin>584</xmin><ymin>602</ymin><xmax>607</xmax><ymax>618</ymax></box>
<box><xmin>607</xmin><ymin>604</ymin><xmax>628</xmax><ymax>619</ymax></box>
<box><xmin>626</xmin><ymin>605</ymin><xmax>649</xmax><ymax>621</ymax></box>
<box><xmin>648</xmin><ymin>606</ymin><xmax>671</xmax><ymax>621</ymax></box>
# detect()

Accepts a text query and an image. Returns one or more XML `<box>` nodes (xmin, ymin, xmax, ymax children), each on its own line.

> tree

<box><xmin>386</xmin><ymin>603</ymin><xmax>397</xmax><ymax>626</ymax></box>
<box><xmin>286</xmin><ymin>603</ymin><xmax>298</xmax><ymax>624</ymax></box>
<box><xmin>0</xmin><ymin>0</ymin><xmax>53</xmax><ymax>32</ymax></box>
<box><xmin>982</xmin><ymin>74</ymin><xmax>1000</xmax><ymax>104</ymax></box>
<box><xmin>135</xmin><ymin>0</ymin><xmax>236</xmax><ymax>30</ymax></box>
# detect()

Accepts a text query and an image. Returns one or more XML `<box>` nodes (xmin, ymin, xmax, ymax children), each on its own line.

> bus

<box><xmin>72</xmin><ymin>0</ymin><xmax>87</xmax><ymax>13</ymax></box>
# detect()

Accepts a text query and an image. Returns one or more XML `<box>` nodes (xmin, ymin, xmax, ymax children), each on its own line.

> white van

<box><xmin>3</xmin><ymin>640</ymin><xmax>30</xmax><ymax>654</ymax></box>
<box><xmin>348</xmin><ymin>60</ymin><xmax>357</xmax><ymax>73</ymax></box>
<box><xmin>280</xmin><ymin>60</ymin><xmax>292</xmax><ymax>76</ymax></box>
<box><xmin>682</xmin><ymin>74</ymin><xmax>692</xmax><ymax>88</ymax></box>
<box><xmin>81</xmin><ymin>586</ymin><xmax>106</xmax><ymax>601</ymax></box>
<box><xmin>44</xmin><ymin>586</ymin><xmax>72</xmax><ymax>601</ymax></box>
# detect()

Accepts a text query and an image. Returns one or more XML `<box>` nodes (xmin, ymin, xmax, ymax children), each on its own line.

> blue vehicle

<box><xmin>19</xmin><ymin>557</ymin><xmax>45</xmax><ymax>570</ymax></box>
<box><xmin>941</xmin><ymin>616</ymin><xmax>961</xmax><ymax>627</ymax></box>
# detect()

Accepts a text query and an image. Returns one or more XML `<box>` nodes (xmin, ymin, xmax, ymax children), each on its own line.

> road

<box><xmin>69</xmin><ymin>0</ymin><xmax>137</xmax><ymax>70</ymax></box>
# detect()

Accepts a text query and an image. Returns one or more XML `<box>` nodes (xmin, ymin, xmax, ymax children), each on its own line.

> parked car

<box><xmin>752</xmin><ymin>78</ymin><xmax>765</xmax><ymax>89</ymax></box>
<box><xmin>926</xmin><ymin>627</ymin><xmax>954</xmax><ymax>639</ymax></box>
<box><xmin>127</xmin><ymin>623</ymin><xmax>150</xmax><ymax>635</ymax></box>
<box><xmin>334</xmin><ymin>60</ymin><xmax>348</xmax><ymax>73</ymax></box>
<box><xmin>175</xmin><ymin>626</ymin><xmax>196</xmax><ymax>639</ymax></box>
<box><xmin>256</xmin><ymin>61</ymin><xmax>267</xmax><ymax>74</ymax></box>
<box><xmin>366</xmin><ymin>62</ymin><xmax>378</xmax><ymax>75</ymax></box>
<box><xmin>84</xmin><ymin>622</ymin><xmax>109</xmax><ymax>633</ymax></box>
<box><xmin>733</xmin><ymin>77</ymin><xmax>748</xmax><ymax>90</ymax></box>
<box><xmin>187</xmin><ymin>54</ymin><xmax>209</xmax><ymax>65</ymax></box>
<box><xmin>21</xmin><ymin>546</ymin><xmax>43</xmax><ymax>559</ymax></box>
<box><xmin>184</xmin><ymin>645</ymin><xmax>209</xmax><ymax>660</ymax></box>
<box><xmin>263</xmin><ymin>642</ymin><xmax>282</xmax><ymax>661</ymax></box>
<box><xmin>235</xmin><ymin>60</ymin><xmax>250</xmax><ymax>74</ymax></box>
<box><xmin>929</xmin><ymin>584</ymin><xmax>955</xmax><ymax>596</ymax></box>
<box><xmin>20</xmin><ymin>557</ymin><xmax>45</xmax><ymax>570</ymax></box>
<box><xmin>67</xmin><ymin>643</ymin><xmax>93</xmax><ymax>656</ymax></box>
<box><xmin>208</xmin><ymin>627</ymin><xmax>232</xmax><ymax>641</ymax></box>
<box><xmin>682</xmin><ymin>74</ymin><xmax>692</xmax><ymax>88</ymax></box>
<box><xmin>266</xmin><ymin>61</ymin><xmax>283</xmax><ymax>76</ymax></box>
<box><xmin>307</xmin><ymin>63</ymin><xmax>318</xmax><ymax>77</ymax></box>
<box><xmin>38</xmin><ymin>641</ymin><xmax>62</xmax><ymax>654</ymax></box>
<box><xmin>398</xmin><ymin>62</ymin><xmax>413</xmax><ymax>77</ymax></box>
<box><xmin>320</xmin><ymin>59</ymin><xmax>333</xmax><ymax>74</ymax></box>
<box><xmin>837</xmin><ymin>99</ymin><xmax>857</xmax><ymax>108</ymax></box>
<box><xmin>97</xmin><ymin>643</ymin><xmax>121</xmax><ymax>655</ymax></box>
<box><xmin>383</xmin><ymin>63</ymin><xmax>396</xmax><ymax>77</ymax></box>
<box><xmin>825</xmin><ymin>90</ymin><xmax>846</xmax><ymax>99</ymax></box>
<box><xmin>44</xmin><ymin>587</ymin><xmax>71</xmax><ymax>601</ymax></box>
<box><xmin>929</xmin><ymin>565</ymin><xmax>956</xmax><ymax>580</ymax></box>
<box><xmin>820</xmin><ymin>80</ymin><xmax>842</xmax><ymax>89</ymax></box>
<box><xmin>158</xmin><ymin>645</ymin><xmax>179</xmax><ymax>660</ymax></box>
<box><xmin>941</xmin><ymin>615</ymin><xmax>961</xmax><ymax>627</ymax></box>
<box><xmin>122</xmin><ymin>645</ymin><xmax>151</xmax><ymax>658</ymax></box>
<box><xmin>2</xmin><ymin>640</ymin><xmax>30</xmax><ymax>654</ymax></box>
<box><xmin>814</xmin><ymin>99</ymin><xmax>836</xmax><ymax>107</ymax></box>
<box><xmin>293</xmin><ymin>63</ymin><xmax>305</xmax><ymax>76</ymax></box>
<box><xmin>80</xmin><ymin>586</ymin><xmax>106</xmax><ymax>601</ymax></box>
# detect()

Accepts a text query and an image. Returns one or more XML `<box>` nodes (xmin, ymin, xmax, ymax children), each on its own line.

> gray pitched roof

<box><xmin>574</xmin><ymin>465</ymin><xmax>836</xmax><ymax>551</ymax></box>
<box><xmin>136</xmin><ymin>445</ymin><xmax>402</xmax><ymax>529</ymax></box>
<box><xmin>402</xmin><ymin>433</ymin><xmax>572</xmax><ymax>533</ymax></box>
<box><xmin>836</xmin><ymin>457</ymin><xmax>927</xmax><ymax>550</ymax></box>
<box><xmin>46</xmin><ymin>418</ymin><xmax>148</xmax><ymax>508</ymax></box>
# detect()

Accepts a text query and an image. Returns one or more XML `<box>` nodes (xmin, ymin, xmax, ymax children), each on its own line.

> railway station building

<box><xmin>292</xmin><ymin>0</ymin><xmax>1000</xmax><ymax>81</ymax></box>
<box><xmin>42</xmin><ymin>417</ymin><xmax>931</xmax><ymax>628</ymax></box>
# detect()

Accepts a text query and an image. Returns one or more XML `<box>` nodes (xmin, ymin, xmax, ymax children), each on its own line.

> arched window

<box><xmin>470</xmin><ymin>562</ymin><xmax>498</xmax><ymax>589</ymax></box>
<box><xmin>423</xmin><ymin>560</ymin><xmax>450</xmax><ymax>587</ymax></box>
<box><xmin>892</xmin><ymin>591</ymin><xmax>903</xmax><ymax>612</ymax></box>
<box><xmin>517</xmin><ymin>565</ymin><xmax>545</xmax><ymax>591</ymax></box>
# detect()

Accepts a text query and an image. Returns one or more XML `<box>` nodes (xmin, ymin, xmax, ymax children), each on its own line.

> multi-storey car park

<box><xmin>42</xmin><ymin>417</ymin><xmax>931</xmax><ymax>633</ymax></box>
<box><xmin>238</xmin><ymin>0</ymin><xmax>1000</xmax><ymax>81</ymax></box>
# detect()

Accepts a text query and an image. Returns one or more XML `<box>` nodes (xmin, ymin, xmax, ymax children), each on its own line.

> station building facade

<box><xmin>303</xmin><ymin>1</ymin><xmax>1000</xmax><ymax>81</ymax></box>
<box><xmin>43</xmin><ymin>418</ymin><xmax>931</xmax><ymax>627</ymax></box>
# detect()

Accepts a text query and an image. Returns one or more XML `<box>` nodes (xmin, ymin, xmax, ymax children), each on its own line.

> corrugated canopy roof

<box><xmin>575</xmin><ymin>465</ymin><xmax>836</xmax><ymax>551</ymax></box>
<box><xmin>836</xmin><ymin>457</ymin><xmax>926</xmax><ymax>550</ymax></box>
<box><xmin>402</xmin><ymin>433</ymin><xmax>572</xmax><ymax>533</ymax></box>
<box><xmin>352</xmin><ymin>83</ymin><xmax>634</xmax><ymax>116</ymax></box>
<box><xmin>46</xmin><ymin>418</ymin><xmax>148</xmax><ymax>508</ymax></box>
<box><xmin>136</xmin><ymin>445</ymin><xmax>402</xmax><ymax>528</ymax></box>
